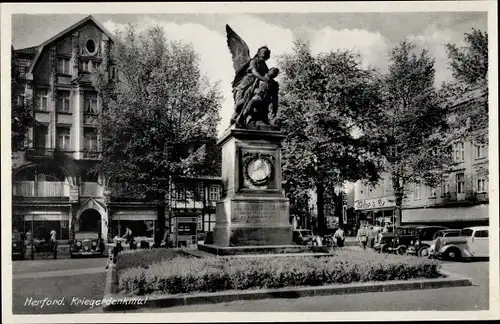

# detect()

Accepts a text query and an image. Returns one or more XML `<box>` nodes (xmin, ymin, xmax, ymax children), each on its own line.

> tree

<box><xmin>277</xmin><ymin>41</ymin><xmax>384</xmax><ymax>235</ymax></box>
<box><xmin>92</xmin><ymin>25</ymin><xmax>222</xmax><ymax>244</ymax></box>
<box><xmin>378</xmin><ymin>41</ymin><xmax>453</xmax><ymax>227</ymax></box>
<box><xmin>11</xmin><ymin>46</ymin><xmax>34</xmax><ymax>151</ymax></box>
<box><xmin>443</xmin><ymin>29</ymin><xmax>488</xmax><ymax>143</ymax></box>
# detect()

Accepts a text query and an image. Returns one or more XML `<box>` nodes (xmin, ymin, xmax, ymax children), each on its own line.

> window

<box><xmin>460</xmin><ymin>228</ymin><xmax>473</xmax><ymax>237</ymax></box>
<box><xmin>474</xmin><ymin>230</ymin><xmax>488</xmax><ymax>238</ymax></box>
<box><xmin>453</xmin><ymin>142</ymin><xmax>465</xmax><ymax>162</ymax></box>
<box><xmin>414</xmin><ymin>183</ymin><xmax>421</xmax><ymax>199</ymax></box>
<box><xmin>81</xmin><ymin>60</ymin><xmax>93</xmax><ymax>72</ymax></box>
<box><xmin>36</xmin><ymin>90</ymin><xmax>48</xmax><ymax>111</ymax></box>
<box><xmin>84</xmin><ymin>92</ymin><xmax>98</xmax><ymax>114</ymax></box>
<box><xmin>17</xmin><ymin>94</ymin><xmax>25</xmax><ymax>106</ymax></box>
<box><xmin>477</xmin><ymin>178</ymin><xmax>487</xmax><ymax>192</ymax></box>
<box><xmin>110</xmin><ymin>65</ymin><xmax>116</xmax><ymax>80</ymax></box>
<box><xmin>86</xmin><ymin>39</ymin><xmax>96</xmax><ymax>54</ymax></box>
<box><xmin>441</xmin><ymin>176</ymin><xmax>450</xmax><ymax>196</ymax></box>
<box><xmin>475</xmin><ymin>144</ymin><xmax>486</xmax><ymax>159</ymax></box>
<box><xmin>203</xmin><ymin>214</ymin><xmax>216</xmax><ymax>232</ymax></box>
<box><xmin>84</xmin><ymin>128</ymin><xmax>98</xmax><ymax>151</ymax></box>
<box><xmin>175</xmin><ymin>185</ymin><xmax>186</xmax><ymax>201</ymax></box>
<box><xmin>57</xmin><ymin>58</ymin><xmax>70</xmax><ymax>74</ymax></box>
<box><xmin>456</xmin><ymin>173</ymin><xmax>465</xmax><ymax>194</ymax></box>
<box><xmin>34</xmin><ymin>125</ymin><xmax>49</xmax><ymax>149</ymax></box>
<box><xmin>56</xmin><ymin>91</ymin><xmax>70</xmax><ymax>112</ymax></box>
<box><xmin>56</xmin><ymin>127</ymin><xmax>71</xmax><ymax>150</ymax></box>
<box><xmin>209</xmin><ymin>185</ymin><xmax>219</xmax><ymax>201</ymax></box>
<box><xmin>195</xmin><ymin>182</ymin><xmax>204</xmax><ymax>200</ymax></box>
<box><xmin>428</xmin><ymin>187</ymin><xmax>437</xmax><ymax>198</ymax></box>
<box><xmin>384</xmin><ymin>178</ymin><xmax>394</xmax><ymax>194</ymax></box>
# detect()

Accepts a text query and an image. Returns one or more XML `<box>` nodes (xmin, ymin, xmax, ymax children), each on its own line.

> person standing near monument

<box><xmin>333</xmin><ymin>226</ymin><xmax>345</xmax><ymax>247</ymax></box>
<box><xmin>357</xmin><ymin>224</ymin><xmax>368</xmax><ymax>250</ymax></box>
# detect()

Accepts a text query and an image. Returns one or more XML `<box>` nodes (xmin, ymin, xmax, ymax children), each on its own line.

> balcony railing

<box><xmin>13</xmin><ymin>181</ymin><xmax>69</xmax><ymax>197</ymax></box>
<box><xmin>80</xmin><ymin>182</ymin><xmax>103</xmax><ymax>197</ymax></box>
<box><xmin>81</xmin><ymin>150</ymin><xmax>102</xmax><ymax>160</ymax></box>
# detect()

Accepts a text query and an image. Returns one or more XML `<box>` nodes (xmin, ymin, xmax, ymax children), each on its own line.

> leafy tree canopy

<box><xmin>277</xmin><ymin>40</ymin><xmax>385</xmax><ymax>232</ymax></box>
<box><xmin>92</xmin><ymin>25</ymin><xmax>222</xmax><ymax>201</ymax></box>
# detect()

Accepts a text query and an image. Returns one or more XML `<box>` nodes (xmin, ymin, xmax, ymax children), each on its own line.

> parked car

<box><xmin>70</xmin><ymin>232</ymin><xmax>105</xmax><ymax>258</ymax></box>
<box><xmin>373</xmin><ymin>231</ymin><xmax>395</xmax><ymax>253</ymax></box>
<box><xmin>433</xmin><ymin>226</ymin><xmax>489</xmax><ymax>261</ymax></box>
<box><xmin>428</xmin><ymin>229</ymin><xmax>461</xmax><ymax>257</ymax></box>
<box><xmin>293</xmin><ymin>229</ymin><xmax>314</xmax><ymax>245</ymax></box>
<box><xmin>12</xmin><ymin>230</ymin><xmax>26</xmax><ymax>260</ymax></box>
<box><xmin>377</xmin><ymin>225</ymin><xmax>447</xmax><ymax>256</ymax></box>
<box><xmin>405</xmin><ymin>225</ymin><xmax>449</xmax><ymax>257</ymax></box>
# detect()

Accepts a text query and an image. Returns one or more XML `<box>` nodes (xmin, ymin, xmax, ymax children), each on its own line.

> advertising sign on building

<box><xmin>354</xmin><ymin>197</ymin><xmax>396</xmax><ymax>210</ymax></box>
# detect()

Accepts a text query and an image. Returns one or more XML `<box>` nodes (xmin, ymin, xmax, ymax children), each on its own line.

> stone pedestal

<box><xmin>210</xmin><ymin>127</ymin><xmax>293</xmax><ymax>248</ymax></box>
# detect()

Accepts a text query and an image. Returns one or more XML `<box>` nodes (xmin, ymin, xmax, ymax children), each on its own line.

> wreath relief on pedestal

<box><xmin>242</xmin><ymin>152</ymin><xmax>275</xmax><ymax>187</ymax></box>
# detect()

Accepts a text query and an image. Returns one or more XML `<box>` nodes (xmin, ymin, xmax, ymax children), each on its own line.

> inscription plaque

<box><xmin>232</xmin><ymin>201</ymin><xmax>287</xmax><ymax>224</ymax></box>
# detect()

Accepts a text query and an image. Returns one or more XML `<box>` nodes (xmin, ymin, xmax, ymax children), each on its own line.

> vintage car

<box><xmin>12</xmin><ymin>230</ymin><xmax>26</xmax><ymax>260</ymax></box>
<box><xmin>433</xmin><ymin>226</ymin><xmax>489</xmax><ymax>261</ymax></box>
<box><xmin>373</xmin><ymin>231</ymin><xmax>395</xmax><ymax>253</ymax></box>
<box><xmin>376</xmin><ymin>225</ymin><xmax>447</xmax><ymax>256</ymax></box>
<box><xmin>70</xmin><ymin>232</ymin><xmax>105</xmax><ymax>258</ymax></box>
<box><xmin>427</xmin><ymin>229</ymin><xmax>461</xmax><ymax>256</ymax></box>
<box><xmin>292</xmin><ymin>229</ymin><xmax>314</xmax><ymax>245</ymax></box>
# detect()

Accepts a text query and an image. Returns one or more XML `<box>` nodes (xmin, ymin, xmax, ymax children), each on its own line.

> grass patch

<box><xmin>117</xmin><ymin>250</ymin><xmax>441</xmax><ymax>296</ymax></box>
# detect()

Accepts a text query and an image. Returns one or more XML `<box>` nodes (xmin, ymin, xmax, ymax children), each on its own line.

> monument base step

<box><xmin>198</xmin><ymin>243</ymin><xmax>329</xmax><ymax>256</ymax></box>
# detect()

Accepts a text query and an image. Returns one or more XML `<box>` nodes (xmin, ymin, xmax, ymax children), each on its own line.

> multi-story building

<box><xmin>354</xmin><ymin>88</ymin><xmax>489</xmax><ymax>229</ymax></box>
<box><xmin>11</xmin><ymin>15</ymin><xmax>222</xmax><ymax>245</ymax></box>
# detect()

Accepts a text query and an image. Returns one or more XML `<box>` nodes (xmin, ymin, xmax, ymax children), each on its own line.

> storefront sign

<box><xmin>355</xmin><ymin>198</ymin><xmax>395</xmax><ymax>210</ymax></box>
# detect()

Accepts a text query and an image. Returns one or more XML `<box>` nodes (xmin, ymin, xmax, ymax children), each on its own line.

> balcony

<box><xmin>80</xmin><ymin>182</ymin><xmax>103</xmax><ymax>197</ymax></box>
<box><xmin>25</xmin><ymin>147</ymin><xmax>54</xmax><ymax>159</ymax></box>
<box><xmin>81</xmin><ymin>150</ymin><xmax>102</xmax><ymax>160</ymax></box>
<box><xmin>13</xmin><ymin>181</ymin><xmax>69</xmax><ymax>197</ymax></box>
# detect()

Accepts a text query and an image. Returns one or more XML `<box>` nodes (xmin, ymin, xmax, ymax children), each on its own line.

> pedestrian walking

<box><xmin>333</xmin><ymin>227</ymin><xmax>345</xmax><ymax>247</ymax></box>
<box><xmin>50</xmin><ymin>229</ymin><xmax>57</xmax><ymax>243</ymax></box>
<box><xmin>357</xmin><ymin>225</ymin><xmax>368</xmax><ymax>250</ymax></box>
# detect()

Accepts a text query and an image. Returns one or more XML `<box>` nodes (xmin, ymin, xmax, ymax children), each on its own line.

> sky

<box><xmin>12</xmin><ymin>12</ymin><xmax>488</xmax><ymax>135</ymax></box>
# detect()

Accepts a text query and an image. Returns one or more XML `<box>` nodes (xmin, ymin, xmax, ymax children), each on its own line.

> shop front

<box><xmin>402</xmin><ymin>204</ymin><xmax>489</xmax><ymax>228</ymax></box>
<box><xmin>13</xmin><ymin>207</ymin><xmax>71</xmax><ymax>243</ymax></box>
<box><xmin>110</xmin><ymin>208</ymin><xmax>157</xmax><ymax>244</ymax></box>
<box><xmin>354</xmin><ymin>197</ymin><xmax>396</xmax><ymax>228</ymax></box>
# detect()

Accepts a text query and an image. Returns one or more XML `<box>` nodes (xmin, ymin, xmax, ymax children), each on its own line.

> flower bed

<box><xmin>117</xmin><ymin>250</ymin><xmax>441</xmax><ymax>296</ymax></box>
<box><xmin>116</xmin><ymin>248</ymin><xmax>188</xmax><ymax>275</ymax></box>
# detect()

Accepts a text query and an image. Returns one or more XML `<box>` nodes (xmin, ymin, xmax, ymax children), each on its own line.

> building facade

<box><xmin>11</xmin><ymin>16</ymin><xmax>222</xmax><ymax>246</ymax></box>
<box><xmin>354</xmin><ymin>90</ymin><xmax>489</xmax><ymax>229</ymax></box>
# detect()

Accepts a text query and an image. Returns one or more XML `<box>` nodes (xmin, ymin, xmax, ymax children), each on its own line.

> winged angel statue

<box><xmin>226</xmin><ymin>25</ymin><xmax>279</xmax><ymax>129</ymax></box>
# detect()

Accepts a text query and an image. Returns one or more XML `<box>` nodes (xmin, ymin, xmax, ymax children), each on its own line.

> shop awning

<box><xmin>24</xmin><ymin>214</ymin><xmax>68</xmax><ymax>221</ymax></box>
<box><xmin>402</xmin><ymin>204</ymin><xmax>489</xmax><ymax>223</ymax></box>
<box><xmin>112</xmin><ymin>210</ymin><xmax>157</xmax><ymax>221</ymax></box>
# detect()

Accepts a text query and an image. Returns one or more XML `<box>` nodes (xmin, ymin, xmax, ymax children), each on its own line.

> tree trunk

<box><xmin>392</xmin><ymin>176</ymin><xmax>403</xmax><ymax>227</ymax></box>
<box><xmin>156</xmin><ymin>203</ymin><xmax>166</xmax><ymax>247</ymax></box>
<box><xmin>316</xmin><ymin>181</ymin><xmax>326</xmax><ymax>235</ymax></box>
<box><xmin>394</xmin><ymin>194</ymin><xmax>403</xmax><ymax>227</ymax></box>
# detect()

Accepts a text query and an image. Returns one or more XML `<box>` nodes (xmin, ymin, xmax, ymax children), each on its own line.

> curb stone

<box><xmin>102</xmin><ymin>264</ymin><xmax>473</xmax><ymax>312</ymax></box>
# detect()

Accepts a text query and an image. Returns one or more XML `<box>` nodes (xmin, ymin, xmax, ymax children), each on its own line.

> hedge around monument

<box><xmin>117</xmin><ymin>250</ymin><xmax>441</xmax><ymax>296</ymax></box>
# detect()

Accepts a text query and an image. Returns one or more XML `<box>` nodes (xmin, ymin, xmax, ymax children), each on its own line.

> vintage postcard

<box><xmin>1</xmin><ymin>1</ymin><xmax>498</xmax><ymax>323</ymax></box>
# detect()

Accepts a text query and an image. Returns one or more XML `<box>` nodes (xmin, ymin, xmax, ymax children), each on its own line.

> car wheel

<box><xmin>381</xmin><ymin>244</ymin><xmax>389</xmax><ymax>254</ymax></box>
<box><xmin>397</xmin><ymin>245</ymin><xmax>407</xmax><ymax>255</ymax></box>
<box><xmin>418</xmin><ymin>246</ymin><xmax>430</xmax><ymax>258</ymax></box>
<box><xmin>445</xmin><ymin>248</ymin><xmax>461</xmax><ymax>261</ymax></box>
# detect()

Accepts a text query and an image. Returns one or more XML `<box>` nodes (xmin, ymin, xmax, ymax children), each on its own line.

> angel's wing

<box><xmin>226</xmin><ymin>24</ymin><xmax>251</xmax><ymax>72</ymax></box>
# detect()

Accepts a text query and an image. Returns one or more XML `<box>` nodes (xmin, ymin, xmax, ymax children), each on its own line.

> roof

<box><xmin>450</xmin><ymin>86</ymin><xmax>487</xmax><ymax>108</ymax></box>
<box><xmin>15</xmin><ymin>46</ymin><xmax>39</xmax><ymax>56</ymax></box>
<box><xmin>29</xmin><ymin>15</ymin><xmax>116</xmax><ymax>74</ymax></box>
